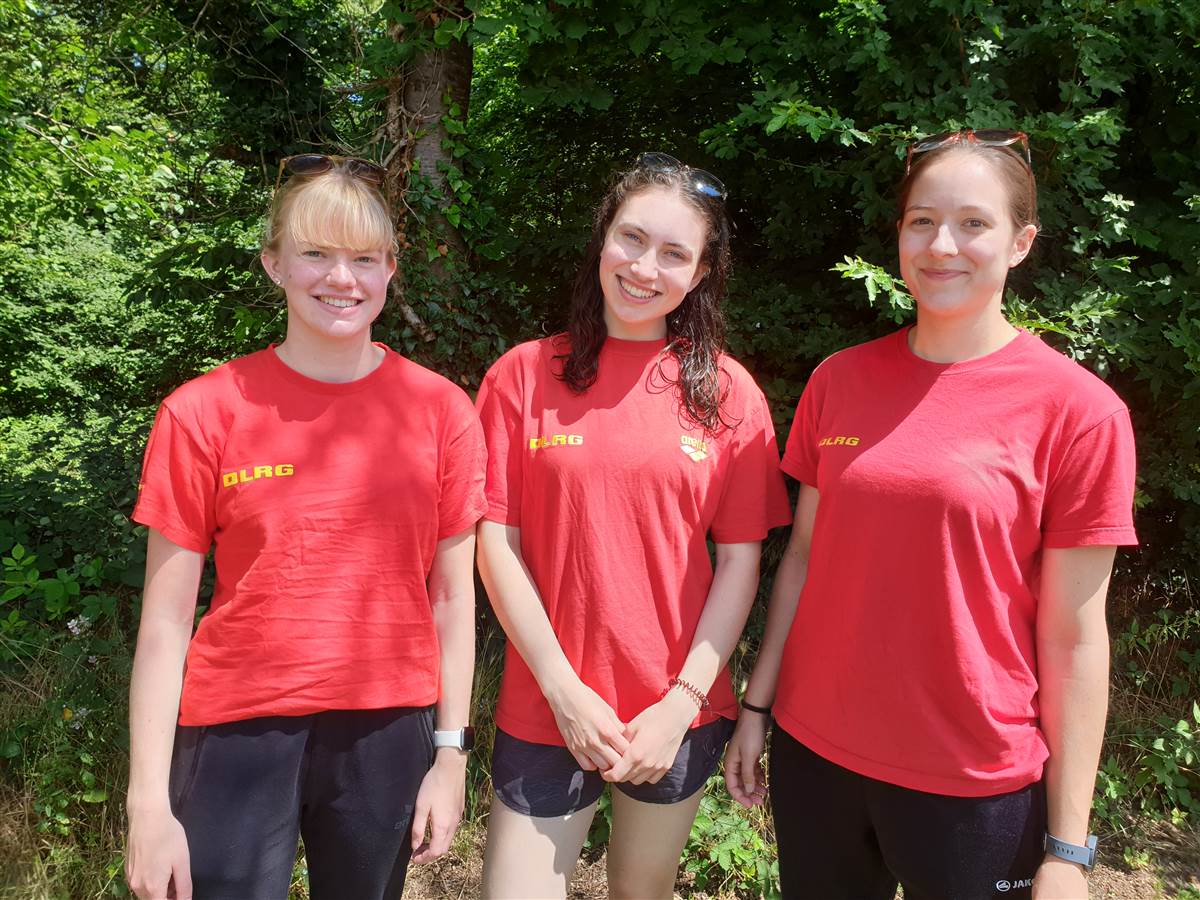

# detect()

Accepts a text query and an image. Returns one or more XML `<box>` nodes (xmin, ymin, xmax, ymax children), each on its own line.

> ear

<box><xmin>385</xmin><ymin>252</ymin><xmax>397</xmax><ymax>281</ymax></box>
<box><xmin>688</xmin><ymin>263</ymin><xmax>710</xmax><ymax>293</ymax></box>
<box><xmin>1008</xmin><ymin>224</ymin><xmax>1037</xmax><ymax>268</ymax></box>
<box><xmin>261</xmin><ymin>251</ymin><xmax>280</xmax><ymax>284</ymax></box>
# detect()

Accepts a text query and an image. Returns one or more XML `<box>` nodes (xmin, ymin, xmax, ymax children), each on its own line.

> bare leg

<box><xmin>481</xmin><ymin>793</ymin><xmax>599</xmax><ymax>900</ymax></box>
<box><xmin>606</xmin><ymin>784</ymin><xmax>705</xmax><ymax>900</ymax></box>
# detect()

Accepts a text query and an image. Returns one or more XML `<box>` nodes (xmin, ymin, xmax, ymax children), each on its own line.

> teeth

<box><xmin>318</xmin><ymin>297</ymin><xmax>359</xmax><ymax>308</ymax></box>
<box><xmin>620</xmin><ymin>278</ymin><xmax>656</xmax><ymax>299</ymax></box>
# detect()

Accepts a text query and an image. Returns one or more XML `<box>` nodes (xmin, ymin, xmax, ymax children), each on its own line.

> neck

<box><xmin>908</xmin><ymin>309</ymin><xmax>1017</xmax><ymax>364</ymax></box>
<box><xmin>274</xmin><ymin>331</ymin><xmax>384</xmax><ymax>383</ymax></box>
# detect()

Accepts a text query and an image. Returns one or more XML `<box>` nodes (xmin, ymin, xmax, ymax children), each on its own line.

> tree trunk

<box><xmin>380</xmin><ymin>4</ymin><xmax>473</xmax><ymax>345</ymax></box>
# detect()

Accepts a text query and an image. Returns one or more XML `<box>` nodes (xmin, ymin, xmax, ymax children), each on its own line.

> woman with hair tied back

<box><xmin>727</xmin><ymin>130</ymin><xmax>1138</xmax><ymax>900</ymax></box>
<box><xmin>475</xmin><ymin>154</ymin><xmax>791</xmax><ymax>898</ymax></box>
<box><xmin>124</xmin><ymin>154</ymin><xmax>486</xmax><ymax>900</ymax></box>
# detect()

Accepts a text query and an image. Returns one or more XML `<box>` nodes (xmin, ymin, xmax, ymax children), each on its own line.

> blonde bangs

<box><xmin>267</xmin><ymin>173</ymin><xmax>395</xmax><ymax>254</ymax></box>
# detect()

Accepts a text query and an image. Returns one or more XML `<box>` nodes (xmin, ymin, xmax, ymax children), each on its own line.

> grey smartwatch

<box><xmin>433</xmin><ymin>726</ymin><xmax>475</xmax><ymax>752</ymax></box>
<box><xmin>1043</xmin><ymin>833</ymin><xmax>1097</xmax><ymax>871</ymax></box>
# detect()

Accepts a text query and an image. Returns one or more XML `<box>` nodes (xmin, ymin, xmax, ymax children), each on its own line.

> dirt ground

<box><xmin>405</xmin><ymin>821</ymin><xmax>1200</xmax><ymax>899</ymax></box>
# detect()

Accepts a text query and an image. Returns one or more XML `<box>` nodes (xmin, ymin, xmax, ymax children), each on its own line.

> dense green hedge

<box><xmin>1</xmin><ymin>0</ymin><xmax>1198</xmax><ymax>896</ymax></box>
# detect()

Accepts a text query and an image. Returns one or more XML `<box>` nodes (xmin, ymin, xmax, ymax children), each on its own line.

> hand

<box><xmin>724</xmin><ymin>711</ymin><xmax>768</xmax><ymax>807</ymax></box>
<box><xmin>545</xmin><ymin>678</ymin><xmax>630</xmax><ymax>772</ymax></box>
<box><xmin>411</xmin><ymin>750</ymin><xmax>467</xmax><ymax>864</ymax></box>
<box><xmin>602</xmin><ymin>689</ymin><xmax>697</xmax><ymax>785</ymax></box>
<box><xmin>125</xmin><ymin>804</ymin><xmax>192</xmax><ymax>900</ymax></box>
<box><xmin>1033</xmin><ymin>855</ymin><xmax>1088</xmax><ymax>899</ymax></box>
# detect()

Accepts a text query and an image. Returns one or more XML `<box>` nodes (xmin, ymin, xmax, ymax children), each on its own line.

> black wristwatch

<box><xmin>433</xmin><ymin>726</ymin><xmax>475</xmax><ymax>752</ymax></box>
<box><xmin>1043</xmin><ymin>833</ymin><xmax>1098</xmax><ymax>871</ymax></box>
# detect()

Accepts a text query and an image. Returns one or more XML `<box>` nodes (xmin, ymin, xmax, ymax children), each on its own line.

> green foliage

<box><xmin>3</xmin><ymin>0</ymin><xmax>1200</xmax><ymax>895</ymax></box>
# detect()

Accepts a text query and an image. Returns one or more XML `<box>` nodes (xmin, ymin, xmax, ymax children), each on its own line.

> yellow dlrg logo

<box><xmin>222</xmin><ymin>464</ymin><xmax>294</xmax><ymax>488</ymax></box>
<box><xmin>818</xmin><ymin>435</ymin><xmax>860</xmax><ymax>447</ymax></box>
<box><xmin>528</xmin><ymin>434</ymin><xmax>584</xmax><ymax>450</ymax></box>
<box><xmin>680</xmin><ymin>435</ymin><xmax>709</xmax><ymax>462</ymax></box>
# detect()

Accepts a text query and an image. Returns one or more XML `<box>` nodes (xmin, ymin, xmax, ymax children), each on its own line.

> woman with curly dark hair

<box><xmin>476</xmin><ymin>154</ymin><xmax>791</xmax><ymax>898</ymax></box>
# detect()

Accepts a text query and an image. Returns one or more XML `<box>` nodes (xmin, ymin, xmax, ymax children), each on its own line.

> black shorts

<box><xmin>169</xmin><ymin>706</ymin><xmax>435</xmax><ymax>900</ymax></box>
<box><xmin>492</xmin><ymin>716</ymin><xmax>734</xmax><ymax>817</ymax></box>
<box><xmin>768</xmin><ymin>726</ymin><xmax>1047</xmax><ymax>900</ymax></box>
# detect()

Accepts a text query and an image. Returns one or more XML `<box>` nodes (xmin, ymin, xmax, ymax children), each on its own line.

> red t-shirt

<box><xmin>476</xmin><ymin>336</ymin><xmax>792</xmax><ymax>745</ymax></box>
<box><xmin>132</xmin><ymin>346</ymin><xmax>487</xmax><ymax>726</ymax></box>
<box><xmin>776</xmin><ymin>328</ymin><xmax>1138</xmax><ymax>796</ymax></box>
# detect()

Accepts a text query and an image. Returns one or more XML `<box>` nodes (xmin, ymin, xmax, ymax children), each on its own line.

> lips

<box><xmin>921</xmin><ymin>269</ymin><xmax>967</xmax><ymax>281</ymax></box>
<box><xmin>617</xmin><ymin>275</ymin><xmax>659</xmax><ymax>301</ymax></box>
<box><xmin>316</xmin><ymin>296</ymin><xmax>362</xmax><ymax>309</ymax></box>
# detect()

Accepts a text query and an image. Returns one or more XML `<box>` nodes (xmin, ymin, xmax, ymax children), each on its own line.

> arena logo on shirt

<box><xmin>680</xmin><ymin>435</ymin><xmax>710</xmax><ymax>462</ymax></box>
<box><xmin>528</xmin><ymin>434</ymin><xmax>584</xmax><ymax>449</ymax></box>
<box><xmin>818</xmin><ymin>435</ymin><xmax>860</xmax><ymax>447</ymax></box>
<box><xmin>221</xmin><ymin>464</ymin><xmax>295</xmax><ymax>488</ymax></box>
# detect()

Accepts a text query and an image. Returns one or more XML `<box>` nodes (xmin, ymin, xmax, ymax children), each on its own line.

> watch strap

<box><xmin>433</xmin><ymin>726</ymin><xmax>475</xmax><ymax>751</ymax></box>
<box><xmin>1043</xmin><ymin>833</ymin><xmax>1097</xmax><ymax>871</ymax></box>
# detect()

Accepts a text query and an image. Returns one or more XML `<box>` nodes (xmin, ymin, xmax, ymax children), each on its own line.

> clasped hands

<box><xmin>548</xmin><ymin>680</ymin><xmax>698</xmax><ymax>786</ymax></box>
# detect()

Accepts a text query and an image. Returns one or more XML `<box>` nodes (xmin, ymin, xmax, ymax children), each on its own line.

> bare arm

<box><xmin>411</xmin><ymin>526</ymin><xmax>476</xmax><ymax>864</ymax></box>
<box><xmin>476</xmin><ymin>520</ymin><xmax>629</xmax><ymax>770</ymax></box>
<box><xmin>1032</xmin><ymin>545</ymin><xmax>1116</xmax><ymax>899</ymax></box>
<box><xmin>604</xmin><ymin>540</ymin><xmax>762</xmax><ymax>784</ymax></box>
<box><xmin>125</xmin><ymin>529</ymin><xmax>203</xmax><ymax>900</ymax></box>
<box><xmin>726</xmin><ymin>484</ymin><xmax>819</xmax><ymax>806</ymax></box>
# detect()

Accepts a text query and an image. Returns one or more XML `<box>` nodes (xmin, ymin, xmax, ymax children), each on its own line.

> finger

<box><xmin>431</xmin><ymin>819</ymin><xmax>455</xmax><ymax>859</ymax></box>
<box><xmin>594</xmin><ymin>740</ymin><xmax>625</xmax><ymax>771</ymax></box>
<box><xmin>173</xmin><ymin>856</ymin><xmax>193</xmax><ymax>900</ymax></box>
<box><xmin>740</xmin><ymin>747</ymin><xmax>760</xmax><ymax>796</ymax></box>
<box><xmin>410</xmin><ymin>800</ymin><xmax>431</xmax><ymax>854</ymax></box>
<box><xmin>572</xmin><ymin>749</ymin><xmax>598</xmax><ymax>771</ymax></box>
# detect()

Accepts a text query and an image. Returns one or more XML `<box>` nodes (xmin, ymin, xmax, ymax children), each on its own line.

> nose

<box><xmin>630</xmin><ymin>246</ymin><xmax>658</xmax><ymax>280</ymax></box>
<box><xmin>326</xmin><ymin>260</ymin><xmax>354</xmax><ymax>286</ymax></box>
<box><xmin>930</xmin><ymin>224</ymin><xmax>958</xmax><ymax>257</ymax></box>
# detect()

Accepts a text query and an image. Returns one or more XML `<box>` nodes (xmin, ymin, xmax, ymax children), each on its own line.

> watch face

<box><xmin>462</xmin><ymin>726</ymin><xmax>476</xmax><ymax>752</ymax></box>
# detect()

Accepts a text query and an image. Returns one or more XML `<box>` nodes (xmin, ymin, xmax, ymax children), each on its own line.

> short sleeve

<box><xmin>709</xmin><ymin>377</ymin><xmax>792</xmax><ymax>544</ymax></box>
<box><xmin>131</xmin><ymin>404</ymin><xmax>219</xmax><ymax>553</ymax></box>
<box><xmin>1042</xmin><ymin>408</ymin><xmax>1138</xmax><ymax>548</ymax></box>
<box><xmin>475</xmin><ymin>357</ymin><xmax>524</xmax><ymax>526</ymax></box>
<box><xmin>780</xmin><ymin>366</ymin><xmax>826</xmax><ymax>487</ymax></box>
<box><xmin>436</xmin><ymin>396</ymin><xmax>488</xmax><ymax>540</ymax></box>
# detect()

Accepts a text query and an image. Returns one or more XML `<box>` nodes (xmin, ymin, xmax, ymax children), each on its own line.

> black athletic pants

<box><xmin>169</xmin><ymin>706</ymin><xmax>435</xmax><ymax>900</ymax></box>
<box><xmin>769</xmin><ymin>726</ymin><xmax>1046</xmax><ymax>900</ymax></box>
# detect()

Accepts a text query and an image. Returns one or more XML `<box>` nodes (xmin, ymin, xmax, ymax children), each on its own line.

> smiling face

<box><xmin>262</xmin><ymin>235</ymin><xmax>395</xmax><ymax>346</ymax></box>
<box><xmin>898</xmin><ymin>151</ymin><xmax>1037</xmax><ymax>324</ymax></box>
<box><xmin>597</xmin><ymin>186</ymin><xmax>709</xmax><ymax>340</ymax></box>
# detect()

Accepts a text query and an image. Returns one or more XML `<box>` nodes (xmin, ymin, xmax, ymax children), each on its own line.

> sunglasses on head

<box><xmin>274</xmin><ymin>154</ymin><xmax>387</xmax><ymax>191</ymax></box>
<box><xmin>636</xmin><ymin>152</ymin><xmax>728</xmax><ymax>201</ymax></box>
<box><xmin>905</xmin><ymin>129</ymin><xmax>1031</xmax><ymax>174</ymax></box>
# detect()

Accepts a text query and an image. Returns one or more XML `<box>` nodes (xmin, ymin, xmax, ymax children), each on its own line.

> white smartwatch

<box><xmin>1043</xmin><ymin>833</ymin><xmax>1098</xmax><ymax>871</ymax></box>
<box><xmin>433</xmin><ymin>726</ymin><xmax>475</xmax><ymax>752</ymax></box>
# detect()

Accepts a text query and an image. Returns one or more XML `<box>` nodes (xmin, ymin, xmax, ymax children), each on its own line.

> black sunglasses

<box><xmin>636</xmin><ymin>152</ymin><xmax>728</xmax><ymax>201</ymax></box>
<box><xmin>274</xmin><ymin>154</ymin><xmax>387</xmax><ymax>191</ymax></box>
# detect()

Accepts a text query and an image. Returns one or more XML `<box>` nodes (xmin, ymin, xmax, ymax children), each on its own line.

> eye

<box><xmin>355</xmin><ymin>254</ymin><xmax>378</xmax><ymax>264</ymax></box>
<box><xmin>665</xmin><ymin>249</ymin><xmax>688</xmax><ymax>261</ymax></box>
<box><xmin>907</xmin><ymin>216</ymin><xmax>934</xmax><ymax>227</ymax></box>
<box><xmin>964</xmin><ymin>218</ymin><xmax>988</xmax><ymax>229</ymax></box>
<box><xmin>302</xmin><ymin>249</ymin><xmax>323</xmax><ymax>258</ymax></box>
<box><xmin>622</xmin><ymin>231</ymin><xmax>643</xmax><ymax>244</ymax></box>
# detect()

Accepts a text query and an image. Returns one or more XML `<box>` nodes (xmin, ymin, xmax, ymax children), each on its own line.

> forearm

<box><xmin>427</xmin><ymin>528</ymin><xmax>477</xmax><ymax>767</ymax></box>
<box><xmin>476</xmin><ymin>521</ymin><xmax>579</xmax><ymax>701</ymax></box>
<box><xmin>1038</xmin><ymin>635</ymin><xmax>1109</xmax><ymax>842</ymax></box>
<box><xmin>127</xmin><ymin>621</ymin><xmax>190</xmax><ymax>810</ymax></box>
<box><xmin>675</xmin><ymin>542</ymin><xmax>761</xmax><ymax>695</ymax></box>
<box><xmin>1036</xmin><ymin>545</ymin><xmax>1117</xmax><ymax>845</ymax></box>
<box><xmin>127</xmin><ymin>530</ymin><xmax>202</xmax><ymax>813</ymax></box>
<box><xmin>742</xmin><ymin>485</ymin><xmax>818</xmax><ymax>707</ymax></box>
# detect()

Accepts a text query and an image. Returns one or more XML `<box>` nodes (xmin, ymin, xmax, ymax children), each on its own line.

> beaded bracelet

<box><xmin>668</xmin><ymin>676</ymin><xmax>710</xmax><ymax>710</ymax></box>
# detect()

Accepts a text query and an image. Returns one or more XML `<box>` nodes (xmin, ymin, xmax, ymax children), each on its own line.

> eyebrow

<box><xmin>905</xmin><ymin>204</ymin><xmax>996</xmax><ymax>214</ymax></box>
